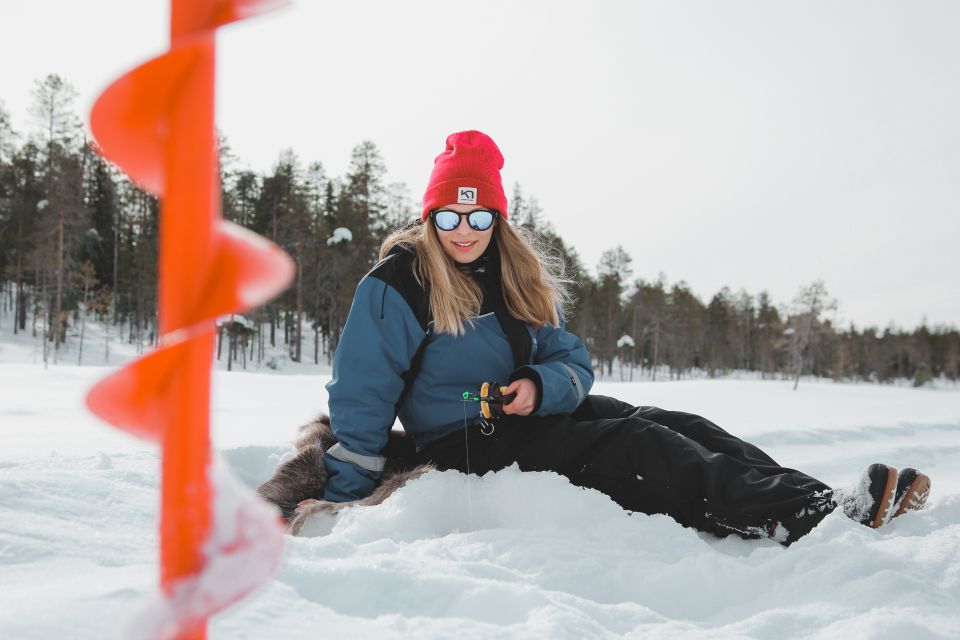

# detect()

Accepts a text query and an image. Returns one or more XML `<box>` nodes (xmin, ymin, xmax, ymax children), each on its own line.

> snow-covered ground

<box><xmin>0</xmin><ymin>313</ymin><xmax>334</xmax><ymax>376</ymax></box>
<box><xmin>1</xmin><ymin>343</ymin><xmax>959</xmax><ymax>638</ymax></box>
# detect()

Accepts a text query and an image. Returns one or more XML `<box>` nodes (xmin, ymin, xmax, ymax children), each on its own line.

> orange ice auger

<box><xmin>86</xmin><ymin>1</ymin><xmax>293</xmax><ymax>638</ymax></box>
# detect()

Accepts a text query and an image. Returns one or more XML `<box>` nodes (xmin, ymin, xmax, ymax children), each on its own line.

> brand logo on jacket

<box><xmin>457</xmin><ymin>187</ymin><xmax>477</xmax><ymax>204</ymax></box>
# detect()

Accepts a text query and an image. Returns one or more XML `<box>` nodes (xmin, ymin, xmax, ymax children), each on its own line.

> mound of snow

<box><xmin>1</xmin><ymin>361</ymin><xmax>959</xmax><ymax>638</ymax></box>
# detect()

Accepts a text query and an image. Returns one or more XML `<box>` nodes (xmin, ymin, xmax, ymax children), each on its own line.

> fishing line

<box><xmin>459</xmin><ymin>383</ymin><xmax>514</xmax><ymax>531</ymax></box>
<box><xmin>462</xmin><ymin>399</ymin><xmax>475</xmax><ymax>529</ymax></box>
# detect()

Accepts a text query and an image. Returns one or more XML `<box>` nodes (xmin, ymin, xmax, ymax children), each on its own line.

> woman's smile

<box><xmin>435</xmin><ymin>203</ymin><xmax>494</xmax><ymax>263</ymax></box>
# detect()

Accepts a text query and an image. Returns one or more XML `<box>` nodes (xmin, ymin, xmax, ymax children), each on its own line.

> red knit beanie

<box><xmin>421</xmin><ymin>130</ymin><xmax>509</xmax><ymax>220</ymax></box>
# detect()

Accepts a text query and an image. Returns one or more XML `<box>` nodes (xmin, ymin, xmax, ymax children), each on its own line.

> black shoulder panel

<box><xmin>366</xmin><ymin>248</ymin><xmax>431</xmax><ymax>332</ymax></box>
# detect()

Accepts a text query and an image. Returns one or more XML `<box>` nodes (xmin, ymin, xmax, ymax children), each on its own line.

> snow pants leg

<box><xmin>416</xmin><ymin>395</ymin><xmax>834</xmax><ymax>545</ymax></box>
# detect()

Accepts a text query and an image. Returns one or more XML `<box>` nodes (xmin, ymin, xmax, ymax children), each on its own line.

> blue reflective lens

<box><xmin>431</xmin><ymin>209</ymin><xmax>496</xmax><ymax>231</ymax></box>
<box><xmin>467</xmin><ymin>210</ymin><xmax>495</xmax><ymax>230</ymax></box>
<box><xmin>432</xmin><ymin>210</ymin><xmax>462</xmax><ymax>231</ymax></box>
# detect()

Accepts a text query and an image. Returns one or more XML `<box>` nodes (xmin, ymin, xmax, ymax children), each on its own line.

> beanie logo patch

<box><xmin>457</xmin><ymin>187</ymin><xmax>478</xmax><ymax>204</ymax></box>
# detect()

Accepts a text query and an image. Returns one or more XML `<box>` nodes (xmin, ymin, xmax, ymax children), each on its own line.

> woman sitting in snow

<box><xmin>262</xmin><ymin>130</ymin><xmax>930</xmax><ymax>544</ymax></box>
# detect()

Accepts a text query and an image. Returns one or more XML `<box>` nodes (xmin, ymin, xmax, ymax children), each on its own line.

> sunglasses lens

<box><xmin>432</xmin><ymin>209</ymin><xmax>496</xmax><ymax>231</ymax></box>
<box><xmin>468</xmin><ymin>210</ymin><xmax>494</xmax><ymax>230</ymax></box>
<box><xmin>433</xmin><ymin>210</ymin><xmax>460</xmax><ymax>231</ymax></box>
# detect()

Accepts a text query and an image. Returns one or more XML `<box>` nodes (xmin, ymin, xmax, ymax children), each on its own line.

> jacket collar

<box><xmin>456</xmin><ymin>235</ymin><xmax>500</xmax><ymax>278</ymax></box>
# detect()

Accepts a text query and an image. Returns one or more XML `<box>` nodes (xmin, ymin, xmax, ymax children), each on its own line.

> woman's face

<box><xmin>433</xmin><ymin>203</ymin><xmax>496</xmax><ymax>264</ymax></box>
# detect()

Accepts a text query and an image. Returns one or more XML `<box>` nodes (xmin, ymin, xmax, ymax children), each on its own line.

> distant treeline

<box><xmin>1</xmin><ymin>74</ymin><xmax>957</xmax><ymax>385</ymax></box>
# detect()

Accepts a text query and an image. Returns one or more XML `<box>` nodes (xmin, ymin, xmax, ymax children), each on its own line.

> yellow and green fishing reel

<box><xmin>462</xmin><ymin>381</ymin><xmax>517</xmax><ymax>434</ymax></box>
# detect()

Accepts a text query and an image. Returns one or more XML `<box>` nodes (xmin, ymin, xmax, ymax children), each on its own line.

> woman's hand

<box><xmin>502</xmin><ymin>378</ymin><xmax>538</xmax><ymax>416</ymax></box>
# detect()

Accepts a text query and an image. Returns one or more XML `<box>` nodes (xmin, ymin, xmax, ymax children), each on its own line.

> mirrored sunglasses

<box><xmin>430</xmin><ymin>209</ymin><xmax>497</xmax><ymax>232</ymax></box>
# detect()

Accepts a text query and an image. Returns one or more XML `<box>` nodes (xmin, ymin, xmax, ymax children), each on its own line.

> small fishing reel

<box><xmin>462</xmin><ymin>381</ymin><xmax>517</xmax><ymax>435</ymax></box>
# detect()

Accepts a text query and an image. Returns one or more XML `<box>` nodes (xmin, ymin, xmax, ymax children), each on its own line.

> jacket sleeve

<box><xmin>322</xmin><ymin>275</ymin><xmax>426</xmax><ymax>502</ymax></box>
<box><xmin>509</xmin><ymin>312</ymin><xmax>594</xmax><ymax>417</ymax></box>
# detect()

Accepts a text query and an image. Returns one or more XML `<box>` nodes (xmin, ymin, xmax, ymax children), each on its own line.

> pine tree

<box><xmin>509</xmin><ymin>182</ymin><xmax>526</xmax><ymax>223</ymax></box>
<box><xmin>666</xmin><ymin>282</ymin><xmax>705</xmax><ymax>378</ymax></box>
<box><xmin>788</xmin><ymin>280</ymin><xmax>837</xmax><ymax>390</ymax></box>
<box><xmin>631</xmin><ymin>274</ymin><xmax>668</xmax><ymax>380</ymax></box>
<box><xmin>229</xmin><ymin>170</ymin><xmax>259</xmax><ymax>228</ymax></box>
<box><xmin>287</xmin><ymin>163</ymin><xmax>310</xmax><ymax>363</ymax></box>
<box><xmin>595</xmin><ymin>247</ymin><xmax>632</xmax><ymax>377</ymax></box>
<box><xmin>28</xmin><ymin>74</ymin><xmax>84</xmax><ymax>357</ymax></box>
<box><xmin>732</xmin><ymin>290</ymin><xmax>755</xmax><ymax>371</ymax></box>
<box><xmin>0</xmin><ymin>101</ymin><xmax>17</xmax><ymax>322</ymax></box>
<box><xmin>303</xmin><ymin>161</ymin><xmax>328</xmax><ymax>364</ymax></box>
<box><xmin>320</xmin><ymin>178</ymin><xmax>348</xmax><ymax>358</ymax></box>
<box><xmin>754</xmin><ymin>291</ymin><xmax>783</xmax><ymax>378</ymax></box>
<box><xmin>4</xmin><ymin>144</ymin><xmax>43</xmax><ymax>333</ymax></box>
<box><xmin>384</xmin><ymin>181</ymin><xmax>414</xmax><ymax>231</ymax></box>
<box><xmin>253</xmin><ymin>149</ymin><xmax>300</xmax><ymax>347</ymax></box>
<box><xmin>0</xmin><ymin>99</ymin><xmax>15</xmax><ymax>164</ymax></box>
<box><xmin>84</xmin><ymin>147</ymin><xmax>118</xmax><ymax>291</ymax></box>
<box><xmin>342</xmin><ymin>140</ymin><xmax>388</xmax><ymax>258</ymax></box>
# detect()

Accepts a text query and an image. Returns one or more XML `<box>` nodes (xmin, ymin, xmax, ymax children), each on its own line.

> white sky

<box><xmin>2</xmin><ymin>0</ymin><xmax>958</xmax><ymax>330</ymax></box>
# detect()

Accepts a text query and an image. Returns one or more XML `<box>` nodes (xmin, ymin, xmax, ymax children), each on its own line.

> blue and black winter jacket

<box><xmin>322</xmin><ymin>238</ymin><xmax>595</xmax><ymax>502</ymax></box>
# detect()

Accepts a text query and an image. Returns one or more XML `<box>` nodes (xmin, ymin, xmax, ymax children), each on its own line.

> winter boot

<box><xmin>892</xmin><ymin>468</ymin><xmax>931</xmax><ymax>518</ymax></box>
<box><xmin>840</xmin><ymin>463</ymin><xmax>898</xmax><ymax>529</ymax></box>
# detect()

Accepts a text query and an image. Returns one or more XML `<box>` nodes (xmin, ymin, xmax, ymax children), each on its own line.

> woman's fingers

<box><xmin>502</xmin><ymin>381</ymin><xmax>523</xmax><ymax>411</ymax></box>
<box><xmin>501</xmin><ymin>382</ymin><xmax>517</xmax><ymax>414</ymax></box>
<box><xmin>502</xmin><ymin>378</ymin><xmax>536</xmax><ymax>416</ymax></box>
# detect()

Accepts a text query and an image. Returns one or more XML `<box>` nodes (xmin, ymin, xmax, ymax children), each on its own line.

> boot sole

<box><xmin>893</xmin><ymin>472</ymin><xmax>931</xmax><ymax>518</ymax></box>
<box><xmin>869</xmin><ymin>466</ymin><xmax>898</xmax><ymax>529</ymax></box>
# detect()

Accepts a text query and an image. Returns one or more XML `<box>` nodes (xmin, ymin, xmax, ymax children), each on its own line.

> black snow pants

<box><xmin>416</xmin><ymin>395</ymin><xmax>835</xmax><ymax>545</ymax></box>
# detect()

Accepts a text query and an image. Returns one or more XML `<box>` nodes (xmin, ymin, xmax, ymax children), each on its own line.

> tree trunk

<box><xmin>52</xmin><ymin>140</ymin><xmax>66</xmax><ymax>356</ymax></box>
<box><xmin>314</xmin><ymin>248</ymin><xmax>322</xmax><ymax>365</ymax></box>
<box><xmin>112</xmin><ymin>197</ymin><xmax>119</xmax><ymax>324</ymax></box>
<box><xmin>37</xmin><ymin>254</ymin><xmax>48</xmax><ymax>365</ymax></box>
<box><xmin>258</xmin><ymin>309</ymin><xmax>265</xmax><ymax>362</ymax></box>
<box><xmin>270</xmin><ymin>305</ymin><xmax>276</xmax><ymax>347</ymax></box>
<box><xmin>136</xmin><ymin>269</ymin><xmax>144</xmax><ymax>355</ymax></box>
<box><xmin>15</xmin><ymin>279</ymin><xmax>26</xmax><ymax>333</ymax></box>
<box><xmin>77</xmin><ymin>281</ymin><xmax>89</xmax><ymax>365</ymax></box>
<box><xmin>652</xmin><ymin>319</ymin><xmax>660</xmax><ymax>382</ymax></box>
<box><xmin>13</xmin><ymin>207</ymin><xmax>25</xmax><ymax>333</ymax></box>
<box><xmin>251</xmin><ymin>319</ymin><xmax>257</xmax><ymax>364</ymax></box>
<box><xmin>294</xmin><ymin>241</ymin><xmax>303</xmax><ymax>362</ymax></box>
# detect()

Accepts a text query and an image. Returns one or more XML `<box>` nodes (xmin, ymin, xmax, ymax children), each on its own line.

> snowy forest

<box><xmin>1</xmin><ymin>74</ymin><xmax>958</xmax><ymax>385</ymax></box>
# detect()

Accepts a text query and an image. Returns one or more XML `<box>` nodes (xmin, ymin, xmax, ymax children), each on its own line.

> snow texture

<box><xmin>327</xmin><ymin>227</ymin><xmax>352</xmax><ymax>245</ymax></box>
<box><xmin>1</xmin><ymin>353</ymin><xmax>959</xmax><ymax>638</ymax></box>
<box><xmin>216</xmin><ymin>314</ymin><xmax>255</xmax><ymax>331</ymax></box>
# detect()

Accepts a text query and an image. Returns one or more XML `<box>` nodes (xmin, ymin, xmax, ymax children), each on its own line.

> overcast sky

<box><xmin>3</xmin><ymin>0</ymin><xmax>958</xmax><ymax>329</ymax></box>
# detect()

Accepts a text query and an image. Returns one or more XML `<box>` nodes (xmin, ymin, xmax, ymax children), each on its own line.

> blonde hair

<box><xmin>379</xmin><ymin>218</ymin><xmax>572</xmax><ymax>335</ymax></box>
